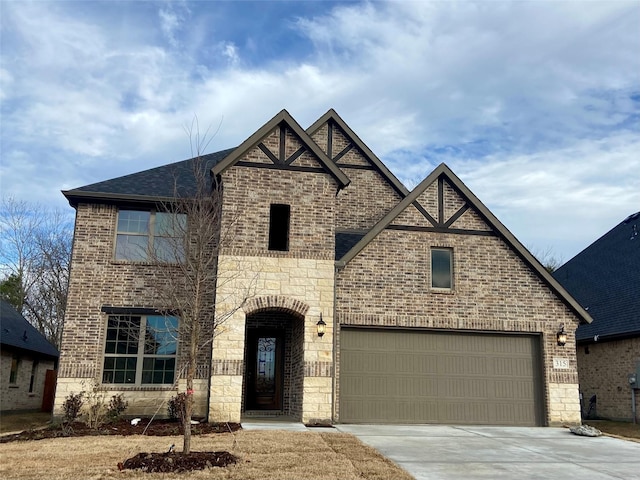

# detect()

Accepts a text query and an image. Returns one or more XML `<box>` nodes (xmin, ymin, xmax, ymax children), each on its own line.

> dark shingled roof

<box><xmin>63</xmin><ymin>149</ymin><xmax>236</xmax><ymax>206</ymax></box>
<box><xmin>553</xmin><ymin>212</ymin><xmax>640</xmax><ymax>342</ymax></box>
<box><xmin>335</xmin><ymin>232</ymin><xmax>366</xmax><ymax>260</ymax></box>
<box><xmin>0</xmin><ymin>300</ymin><xmax>60</xmax><ymax>358</ymax></box>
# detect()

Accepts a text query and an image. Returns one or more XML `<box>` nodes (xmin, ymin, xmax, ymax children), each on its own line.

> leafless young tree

<box><xmin>0</xmin><ymin>198</ymin><xmax>72</xmax><ymax>347</ymax></box>
<box><xmin>144</xmin><ymin>122</ymin><xmax>253</xmax><ymax>454</ymax></box>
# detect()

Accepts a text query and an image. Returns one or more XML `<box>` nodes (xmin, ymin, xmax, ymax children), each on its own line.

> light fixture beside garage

<box><xmin>557</xmin><ymin>324</ymin><xmax>567</xmax><ymax>347</ymax></box>
<box><xmin>317</xmin><ymin>315</ymin><xmax>326</xmax><ymax>338</ymax></box>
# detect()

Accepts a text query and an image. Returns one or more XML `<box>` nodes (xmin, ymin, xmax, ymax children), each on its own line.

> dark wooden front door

<box><xmin>246</xmin><ymin>330</ymin><xmax>284</xmax><ymax>410</ymax></box>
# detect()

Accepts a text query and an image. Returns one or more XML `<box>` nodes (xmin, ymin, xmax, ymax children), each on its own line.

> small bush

<box><xmin>83</xmin><ymin>380</ymin><xmax>109</xmax><ymax>430</ymax></box>
<box><xmin>62</xmin><ymin>392</ymin><xmax>84</xmax><ymax>424</ymax></box>
<box><xmin>107</xmin><ymin>394</ymin><xmax>128</xmax><ymax>421</ymax></box>
<box><xmin>167</xmin><ymin>393</ymin><xmax>187</xmax><ymax>422</ymax></box>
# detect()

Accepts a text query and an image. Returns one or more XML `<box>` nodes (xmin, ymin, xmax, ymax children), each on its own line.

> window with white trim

<box><xmin>431</xmin><ymin>247</ymin><xmax>453</xmax><ymax>290</ymax></box>
<box><xmin>102</xmin><ymin>315</ymin><xmax>178</xmax><ymax>385</ymax></box>
<box><xmin>115</xmin><ymin>210</ymin><xmax>187</xmax><ymax>262</ymax></box>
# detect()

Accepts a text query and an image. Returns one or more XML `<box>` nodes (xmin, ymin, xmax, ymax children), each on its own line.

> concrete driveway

<box><xmin>335</xmin><ymin>425</ymin><xmax>640</xmax><ymax>480</ymax></box>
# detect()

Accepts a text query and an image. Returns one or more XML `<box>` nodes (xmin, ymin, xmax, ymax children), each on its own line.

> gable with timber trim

<box><xmin>336</xmin><ymin>162</ymin><xmax>591</xmax><ymax>324</ymax></box>
<box><xmin>390</xmin><ymin>176</ymin><xmax>491</xmax><ymax>233</ymax></box>
<box><xmin>212</xmin><ymin>109</ymin><xmax>350</xmax><ymax>188</ymax></box>
<box><xmin>308</xmin><ymin>114</ymin><xmax>405</xmax><ymax>231</ymax></box>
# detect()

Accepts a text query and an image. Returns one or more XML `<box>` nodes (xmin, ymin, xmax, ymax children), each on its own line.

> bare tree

<box><xmin>0</xmin><ymin>198</ymin><xmax>72</xmax><ymax>347</ymax></box>
<box><xmin>146</xmin><ymin>122</ymin><xmax>253</xmax><ymax>454</ymax></box>
<box><xmin>530</xmin><ymin>246</ymin><xmax>563</xmax><ymax>273</ymax></box>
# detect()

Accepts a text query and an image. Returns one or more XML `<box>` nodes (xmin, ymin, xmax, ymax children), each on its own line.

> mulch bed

<box><xmin>0</xmin><ymin>418</ymin><xmax>241</xmax><ymax>443</ymax></box>
<box><xmin>1</xmin><ymin>418</ymin><xmax>242</xmax><ymax>473</ymax></box>
<box><xmin>119</xmin><ymin>451</ymin><xmax>238</xmax><ymax>473</ymax></box>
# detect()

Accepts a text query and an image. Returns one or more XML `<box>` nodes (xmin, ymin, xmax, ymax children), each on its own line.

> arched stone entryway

<box><xmin>242</xmin><ymin>297</ymin><xmax>308</xmax><ymax>420</ymax></box>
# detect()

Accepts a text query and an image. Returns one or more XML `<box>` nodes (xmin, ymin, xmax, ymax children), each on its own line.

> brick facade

<box><xmin>1</xmin><ymin>351</ymin><xmax>56</xmax><ymax>411</ymax></box>
<box><xmin>334</xmin><ymin>185</ymin><xmax>582</xmax><ymax>425</ymax></box>
<box><xmin>53</xmin><ymin>203</ymin><xmax>213</xmax><ymax>418</ymax></box>
<box><xmin>56</xmin><ymin>109</ymin><xmax>586</xmax><ymax>426</ymax></box>
<box><xmin>577</xmin><ymin>338</ymin><xmax>640</xmax><ymax>421</ymax></box>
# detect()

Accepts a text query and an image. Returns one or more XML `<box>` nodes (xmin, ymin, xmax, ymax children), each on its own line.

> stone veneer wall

<box><xmin>335</xmin><ymin>226</ymin><xmax>583</xmax><ymax>426</ymax></box>
<box><xmin>208</xmin><ymin>152</ymin><xmax>338</xmax><ymax>423</ymax></box>
<box><xmin>53</xmin><ymin>203</ymin><xmax>213</xmax><ymax>418</ymax></box>
<box><xmin>577</xmin><ymin>337</ymin><xmax>640</xmax><ymax>421</ymax></box>
<box><xmin>1</xmin><ymin>351</ymin><xmax>56</xmax><ymax>411</ymax></box>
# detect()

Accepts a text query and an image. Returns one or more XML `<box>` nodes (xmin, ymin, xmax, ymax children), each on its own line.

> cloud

<box><xmin>0</xmin><ymin>0</ymin><xmax>638</xmax><ymax>261</ymax></box>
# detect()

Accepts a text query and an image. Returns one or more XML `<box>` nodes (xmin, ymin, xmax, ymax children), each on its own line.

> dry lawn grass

<box><xmin>0</xmin><ymin>430</ymin><xmax>414</xmax><ymax>480</ymax></box>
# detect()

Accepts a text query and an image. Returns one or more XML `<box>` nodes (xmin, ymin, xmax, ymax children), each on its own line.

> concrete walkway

<box><xmin>335</xmin><ymin>425</ymin><xmax>640</xmax><ymax>480</ymax></box>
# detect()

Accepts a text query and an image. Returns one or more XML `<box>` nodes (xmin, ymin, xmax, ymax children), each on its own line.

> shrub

<box><xmin>167</xmin><ymin>393</ymin><xmax>187</xmax><ymax>422</ymax></box>
<box><xmin>62</xmin><ymin>392</ymin><xmax>84</xmax><ymax>424</ymax></box>
<box><xmin>107</xmin><ymin>394</ymin><xmax>128</xmax><ymax>421</ymax></box>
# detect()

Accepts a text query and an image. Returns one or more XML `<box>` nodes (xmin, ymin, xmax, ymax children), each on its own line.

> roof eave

<box><xmin>62</xmin><ymin>190</ymin><xmax>178</xmax><ymax>208</ymax></box>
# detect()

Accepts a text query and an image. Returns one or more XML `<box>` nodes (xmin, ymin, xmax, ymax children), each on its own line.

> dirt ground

<box><xmin>0</xmin><ymin>412</ymin><xmax>52</xmax><ymax>434</ymax></box>
<box><xmin>585</xmin><ymin>420</ymin><xmax>640</xmax><ymax>441</ymax></box>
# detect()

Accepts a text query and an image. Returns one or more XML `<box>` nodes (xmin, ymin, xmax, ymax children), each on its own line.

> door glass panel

<box><xmin>255</xmin><ymin>337</ymin><xmax>276</xmax><ymax>393</ymax></box>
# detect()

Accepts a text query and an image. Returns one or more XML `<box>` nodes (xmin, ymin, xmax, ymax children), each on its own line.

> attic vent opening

<box><xmin>268</xmin><ymin>204</ymin><xmax>290</xmax><ymax>251</ymax></box>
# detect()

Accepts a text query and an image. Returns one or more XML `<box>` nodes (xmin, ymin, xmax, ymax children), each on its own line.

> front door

<box><xmin>246</xmin><ymin>330</ymin><xmax>284</xmax><ymax>410</ymax></box>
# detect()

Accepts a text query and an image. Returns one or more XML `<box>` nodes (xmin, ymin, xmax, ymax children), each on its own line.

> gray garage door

<box><xmin>339</xmin><ymin>328</ymin><xmax>543</xmax><ymax>426</ymax></box>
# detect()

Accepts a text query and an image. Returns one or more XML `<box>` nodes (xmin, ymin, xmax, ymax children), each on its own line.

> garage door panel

<box><xmin>340</xmin><ymin>329</ymin><xmax>542</xmax><ymax>425</ymax></box>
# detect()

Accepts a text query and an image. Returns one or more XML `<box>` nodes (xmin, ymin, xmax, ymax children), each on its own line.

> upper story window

<box><xmin>115</xmin><ymin>210</ymin><xmax>187</xmax><ymax>262</ymax></box>
<box><xmin>268</xmin><ymin>204</ymin><xmax>290</xmax><ymax>251</ymax></box>
<box><xmin>431</xmin><ymin>247</ymin><xmax>453</xmax><ymax>290</ymax></box>
<box><xmin>102</xmin><ymin>315</ymin><xmax>178</xmax><ymax>385</ymax></box>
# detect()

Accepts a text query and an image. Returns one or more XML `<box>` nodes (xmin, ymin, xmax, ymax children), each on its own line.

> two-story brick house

<box><xmin>54</xmin><ymin>109</ymin><xmax>590</xmax><ymax>426</ymax></box>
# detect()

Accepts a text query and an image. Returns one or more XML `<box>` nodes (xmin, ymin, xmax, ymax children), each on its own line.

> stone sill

<box><xmin>100</xmin><ymin>385</ymin><xmax>178</xmax><ymax>392</ymax></box>
<box><xmin>430</xmin><ymin>288</ymin><xmax>456</xmax><ymax>295</ymax></box>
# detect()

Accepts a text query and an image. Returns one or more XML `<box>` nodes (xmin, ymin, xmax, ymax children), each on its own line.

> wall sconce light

<box><xmin>316</xmin><ymin>315</ymin><xmax>326</xmax><ymax>338</ymax></box>
<box><xmin>557</xmin><ymin>324</ymin><xmax>567</xmax><ymax>347</ymax></box>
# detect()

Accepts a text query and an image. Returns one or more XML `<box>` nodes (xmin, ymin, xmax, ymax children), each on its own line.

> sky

<box><xmin>1</xmin><ymin>0</ymin><xmax>639</xmax><ymax>263</ymax></box>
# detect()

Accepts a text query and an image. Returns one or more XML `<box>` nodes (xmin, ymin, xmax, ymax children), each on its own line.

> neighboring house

<box><xmin>1</xmin><ymin>300</ymin><xmax>59</xmax><ymax>411</ymax></box>
<box><xmin>554</xmin><ymin>212</ymin><xmax>640</xmax><ymax>421</ymax></box>
<box><xmin>54</xmin><ymin>109</ymin><xmax>591</xmax><ymax>426</ymax></box>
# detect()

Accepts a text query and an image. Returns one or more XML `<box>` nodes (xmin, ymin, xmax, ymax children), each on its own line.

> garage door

<box><xmin>339</xmin><ymin>328</ymin><xmax>543</xmax><ymax>425</ymax></box>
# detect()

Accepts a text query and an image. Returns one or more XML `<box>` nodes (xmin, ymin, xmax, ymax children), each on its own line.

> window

<box><xmin>115</xmin><ymin>210</ymin><xmax>186</xmax><ymax>262</ymax></box>
<box><xmin>431</xmin><ymin>248</ymin><xmax>453</xmax><ymax>289</ymax></box>
<box><xmin>29</xmin><ymin>360</ymin><xmax>39</xmax><ymax>393</ymax></box>
<box><xmin>9</xmin><ymin>354</ymin><xmax>20</xmax><ymax>384</ymax></box>
<box><xmin>268</xmin><ymin>204</ymin><xmax>290</xmax><ymax>251</ymax></box>
<box><xmin>102</xmin><ymin>315</ymin><xmax>178</xmax><ymax>385</ymax></box>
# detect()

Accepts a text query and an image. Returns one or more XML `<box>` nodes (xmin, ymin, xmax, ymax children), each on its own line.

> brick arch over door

<box><xmin>243</xmin><ymin>296</ymin><xmax>309</xmax><ymax>319</ymax></box>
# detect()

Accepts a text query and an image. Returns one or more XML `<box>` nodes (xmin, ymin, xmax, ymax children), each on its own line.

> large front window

<box><xmin>102</xmin><ymin>315</ymin><xmax>178</xmax><ymax>385</ymax></box>
<box><xmin>115</xmin><ymin>210</ymin><xmax>186</xmax><ymax>262</ymax></box>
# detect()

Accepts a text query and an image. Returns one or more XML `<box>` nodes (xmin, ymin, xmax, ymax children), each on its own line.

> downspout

<box><xmin>332</xmin><ymin>264</ymin><xmax>339</xmax><ymax>424</ymax></box>
<box><xmin>332</xmin><ymin>261</ymin><xmax>346</xmax><ymax>423</ymax></box>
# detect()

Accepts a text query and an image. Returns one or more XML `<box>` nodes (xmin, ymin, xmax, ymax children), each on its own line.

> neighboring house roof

<box><xmin>63</xmin><ymin>149</ymin><xmax>235</xmax><ymax>207</ymax></box>
<box><xmin>212</xmin><ymin>109</ymin><xmax>350</xmax><ymax>188</ymax></box>
<box><xmin>554</xmin><ymin>212</ymin><xmax>640</xmax><ymax>343</ymax></box>
<box><xmin>336</xmin><ymin>163</ymin><xmax>592</xmax><ymax>325</ymax></box>
<box><xmin>0</xmin><ymin>300</ymin><xmax>59</xmax><ymax>358</ymax></box>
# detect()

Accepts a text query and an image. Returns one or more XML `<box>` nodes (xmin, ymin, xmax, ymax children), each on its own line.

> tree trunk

<box><xmin>183</xmin><ymin>344</ymin><xmax>197</xmax><ymax>454</ymax></box>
